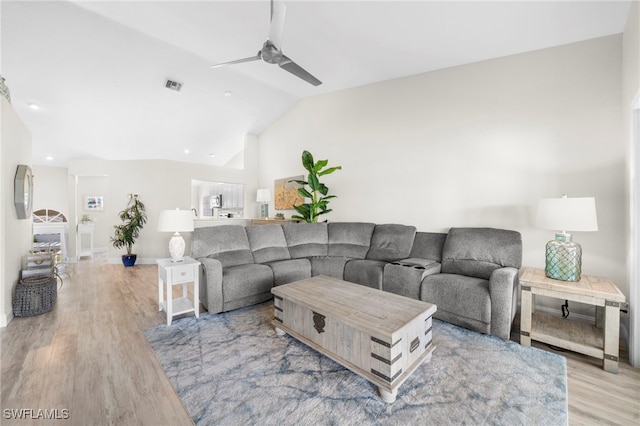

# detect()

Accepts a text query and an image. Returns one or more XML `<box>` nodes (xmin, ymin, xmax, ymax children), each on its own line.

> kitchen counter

<box><xmin>193</xmin><ymin>218</ymin><xmax>250</xmax><ymax>228</ymax></box>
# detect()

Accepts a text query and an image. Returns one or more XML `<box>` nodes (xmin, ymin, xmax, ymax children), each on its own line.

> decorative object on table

<box><xmin>111</xmin><ymin>194</ymin><xmax>147</xmax><ymax>267</ymax></box>
<box><xmin>21</xmin><ymin>252</ymin><xmax>54</xmax><ymax>279</ymax></box>
<box><xmin>157</xmin><ymin>209</ymin><xmax>194</xmax><ymax>262</ymax></box>
<box><xmin>536</xmin><ymin>195</ymin><xmax>598</xmax><ymax>281</ymax></box>
<box><xmin>256</xmin><ymin>188</ymin><xmax>271</xmax><ymax>218</ymax></box>
<box><xmin>14</xmin><ymin>164</ymin><xmax>33</xmax><ymax>220</ymax></box>
<box><xmin>84</xmin><ymin>195</ymin><xmax>104</xmax><ymax>211</ymax></box>
<box><xmin>275</xmin><ymin>213</ymin><xmax>285</xmax><ymax>219</ymax></box>
<box><xmin>291</xmin><ymin>150</ymin><xmax>342</xmax><ymax>223</ymax></box>
<box><xmin>274</xmin><ymin>175</ymin><xmax>303</xmax><ymax>210</ymax></box>
<box><xmin>0</xmin><ymin>74</ymin><xmax>11</xmax><ymax>103</ymax></box>
<box><xmin>13</xmin><ymin>275</ymin><xmax>58</xmax><ymax>317</ymax></box>
<box><xmin>80</xmin><ymin>214</ymin><xmax>93</xmax><ymax>224</ymax></box>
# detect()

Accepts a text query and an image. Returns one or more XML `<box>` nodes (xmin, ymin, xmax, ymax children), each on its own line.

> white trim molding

<box><xmin>629</xmin><ymin>92</ymin><xmax>640</xmax><ymax>368</ymax></box>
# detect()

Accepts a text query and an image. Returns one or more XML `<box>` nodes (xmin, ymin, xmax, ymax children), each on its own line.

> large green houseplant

<box><xmin>291</xmin><ymin>150</ymin><xmax>342</xmax><ymax>223</ymax></box>
<box><xmin>111</xmin><ymin>194</ymin><xmax>147</xmax><ymax>267</ymax></box>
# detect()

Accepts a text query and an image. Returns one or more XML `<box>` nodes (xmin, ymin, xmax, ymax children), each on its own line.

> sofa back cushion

<box><xmin>282</xmin><ymin>223</ymin><xmax>328</xmax><ymax>258</ymax></box>
<box><xmin>441</xmin><ymin>227</ymin><xmax>522</xmax><ymax>279</ymax></box>
<box><xmin>366</xmin><ymin>224</ymin><xmax>416</xmax><ymax>261</ymax></box>
<box><xmin>190</xmin><ymin>225</ymin><xmax>254</xmax><ymax>267</ymax></box>
<box><xmin>327</xmin><ymin>222</ymin><xmax>375</xmax><ymax>259</ymax></box>
<box><xmin>245</xmin><ymin>224</ymin><xmax>291</xmax><ymax>264</ymax></box>
<box><xmin>409</xmin><ymin>232</ymin><xmax>448</xmax><ymax>262</ymax></box>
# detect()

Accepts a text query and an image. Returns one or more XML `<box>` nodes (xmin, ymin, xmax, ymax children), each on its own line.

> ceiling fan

<box><xmin>211</xmin><ymin>0</ymin><xmax>322</xmax><ymax>86</ymax></box>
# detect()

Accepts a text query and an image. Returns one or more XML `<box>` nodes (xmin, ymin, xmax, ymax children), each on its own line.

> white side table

<box><xmin>77</xmin><ymin>223</ymin><xmax>94</xmax><ymax>259</ymax></box>
<box><xmin>157</xmin><ymin>257</ymin><xmax>200</xmax><ymax>325</ymax></box>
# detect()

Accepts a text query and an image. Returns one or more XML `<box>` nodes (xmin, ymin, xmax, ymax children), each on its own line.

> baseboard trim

<box><xmin>107</xmin><ymin>257</ymin><xmax>156</xmax><ymax>265</ymax></box>
<box><xmin>1</xmin><ymin>311</ymin><xmax>14</xmax><ymax>328</ymax></box>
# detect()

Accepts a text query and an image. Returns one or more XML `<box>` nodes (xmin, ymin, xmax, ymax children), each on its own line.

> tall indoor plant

<box><xmin>291</xmin><ymin>150</ymin><xmax>342</xmax><ymax>223</ymax></box>
<box><xmin>111</xmin><ymin>194</ymin><xmax>147</xmax><ymax>267</ymax></box>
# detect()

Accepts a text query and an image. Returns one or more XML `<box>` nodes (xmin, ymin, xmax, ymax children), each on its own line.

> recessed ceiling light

<box><xmin>28</xmin><ymin>103</ymin><xmax>40</xmax><ymax>110</ymax></box>
<box><xmin>45</xmin><ymin>156</ymin><xmax>53</xmax><ymax>161</ymax></box>
<box><xmin>224</xmin><ymin>91</ymin><xmax>232</xmax><ymax>97</ymax></box>
<box><xmin>209</xmin><ymin>153</ymin><xmax>216</xmax><ymax>157</ymax></box>
<box><xmin>184</xmin><ymin>149</ymin><xmax>190</xmax><ymax>154</ymax></box>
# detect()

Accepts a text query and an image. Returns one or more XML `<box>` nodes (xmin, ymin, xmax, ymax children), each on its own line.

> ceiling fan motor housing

<box><xmin>260</xmin><ymin>41</ymin><xmax>283</xmax><ymax>64</ymax></box>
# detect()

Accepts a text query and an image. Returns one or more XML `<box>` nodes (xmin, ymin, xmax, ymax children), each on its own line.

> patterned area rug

<box><xmin>145</xmin><ymin>302</ymin><xmax>567</xmax><ymax>425</ymax></box>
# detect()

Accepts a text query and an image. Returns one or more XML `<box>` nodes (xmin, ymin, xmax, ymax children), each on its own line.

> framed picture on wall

<box><xmin>274</xmin><ymin>175</ymin><xmax>304</xmax><ymax>210</ymax></box>
<box><xmin>85</xmin><ymin>195</ymin><xmax>104</xmax><ymax>211</ymax></box>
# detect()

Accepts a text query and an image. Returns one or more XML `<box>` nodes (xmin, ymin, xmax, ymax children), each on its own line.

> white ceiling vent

<box><xmin>165</xmin><ymin>79</ymin><xmax>183</xmax><ymax>92</ymax></box>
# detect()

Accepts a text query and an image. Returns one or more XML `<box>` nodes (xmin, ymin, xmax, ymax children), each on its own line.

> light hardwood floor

<box><xmin>1</xmin><ymin>256</ymin><xmax>639</xmax><ymax>425</ymax></box>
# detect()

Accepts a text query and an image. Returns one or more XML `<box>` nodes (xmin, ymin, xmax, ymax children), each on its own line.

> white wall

<box><xmin>32</xmin><ymin>165</ymin><xmax>69</xmax><ymax>216</ymax></box>
<box><xmin>622</xmin><ymin>0</ymin><xmax>640</xmax><ymax>366</ymax></box>
<box><xmin>258</xmin><ymin>36</ymin><xmax>625</xmax><ymax>320</ymax></box>
<box><xmin>1</xmin><ymin>98</ymin><xmax>33</xmax><ymax>326</ymax></box>
<box><xmin>66</xmin><ymin>134</ymin><xmax>258</xmax><ymax>263</ymax></box>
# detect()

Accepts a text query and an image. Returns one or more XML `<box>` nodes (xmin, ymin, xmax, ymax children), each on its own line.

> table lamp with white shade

<box><xmin>157</xmin><ymin>209</ymin><xmax>194</xmax><ymax>262</ymax></box>
<box><xmin>536</xmin><ymin>195</ymin><xmax>598</xmax><ymax>282</ymax></box>
<box><xmin>256</xmin><ymin>188</ymin><xmax>271</xmax><ymax>218</ymax></box>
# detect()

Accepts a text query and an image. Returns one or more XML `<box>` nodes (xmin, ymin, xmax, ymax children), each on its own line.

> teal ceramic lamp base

<box><xmin>545</xmin><ymin>233</ymin><xmax>582</xmax><ymax>282</ymax></box>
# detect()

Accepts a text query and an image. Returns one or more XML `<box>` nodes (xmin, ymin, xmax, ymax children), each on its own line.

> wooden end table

<box><xmin>519</xmin><ymin>267</ymin><xmax>625</xmax><ymax>373</ymax></box>
<box><xmin>157</xmin><ymin>257</ymin><xmax>200</xmax><ymax>326</ymax></box>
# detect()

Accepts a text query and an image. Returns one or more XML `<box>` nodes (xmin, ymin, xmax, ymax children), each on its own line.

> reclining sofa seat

<box><xmin>344</xmin><ymin>224</ymin><xmax>417</xmax><ymax>290</ymax></box>
<box><xmin>191</xmin><ymin>225</ymin><xmax>273</xmax><ymax>314</ymax></box>
<box><xmin>420</xmin><ymin>227</ymin><xmax>522</xmax><ymax>340</ymax></box>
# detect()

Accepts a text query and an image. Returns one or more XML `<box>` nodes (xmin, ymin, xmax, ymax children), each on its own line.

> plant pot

<box><xmin>122</xmin><ymin>254</ymin><xmax>137</xmax><ymax>267</ymax></box>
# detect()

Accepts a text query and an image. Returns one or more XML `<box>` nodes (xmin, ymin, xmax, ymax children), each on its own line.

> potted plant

<box><xmin>111</xmin><ymin>194</ymin><xmax>147</xmax><ymax>267</ymax></box>
<box><xmin>291</xmin><ymin>150</ymin><xmax>342</xmax><ymax>223</ymax></box>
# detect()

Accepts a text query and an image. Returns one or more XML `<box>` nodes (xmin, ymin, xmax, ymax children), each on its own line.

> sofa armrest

<box><xmin>198</xmin><ymin>257</ymin><xmax>223</xmax><ymax>314</ymax></box>
<box><xmin>488</xmin><ymin>267</ymin><xmax>519</xmax><ymax>339</ymax></box>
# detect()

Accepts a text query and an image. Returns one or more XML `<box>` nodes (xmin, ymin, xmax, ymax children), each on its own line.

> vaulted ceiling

<box><xmin>1</xmin><ymin>1</ymin><xmax>632</xmax><ymax>168</ymax></box>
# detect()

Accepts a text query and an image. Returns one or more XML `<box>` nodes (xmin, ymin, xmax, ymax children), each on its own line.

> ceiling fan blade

<box><xmin>278</xmin><ymin>55</ymin><xmax>322</xmax><ymax>86</ymax></box>
<box><xmin>211</xmin><ymin>55</ymin><xmax>260</xmax><ymax>69</ymax></box>
<box><xmin>268</xmin><ymin>0</ymin><xmax>287</xmax><ymax>49</ymax></box>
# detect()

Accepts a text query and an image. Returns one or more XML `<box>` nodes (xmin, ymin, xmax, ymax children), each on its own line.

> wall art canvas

<box><xmin>274</xmin><ymin>175</ymin><xmax>304</xmax><ymax>210</ymax></box>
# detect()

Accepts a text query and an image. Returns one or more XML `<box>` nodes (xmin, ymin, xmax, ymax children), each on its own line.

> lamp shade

<box><xmin>256</xmin><ymin>188</ymin><xmax>271</xmax><ymax>203</ymax></box>
<box><xmin>536</xmin><ymin>196</ymin><xmax>598</xmax><ymax>233</ymax></box>
<box><xmin>157</xmin><ymin>209</ymin><xmax>194</xmax><ymax>233</ymax></box>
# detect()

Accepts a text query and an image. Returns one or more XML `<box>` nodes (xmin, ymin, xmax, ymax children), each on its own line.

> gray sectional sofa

<box><xmin>190</xmin><ymin>223</ymin><xmax>522</xmax><ymax>339</ymax></box>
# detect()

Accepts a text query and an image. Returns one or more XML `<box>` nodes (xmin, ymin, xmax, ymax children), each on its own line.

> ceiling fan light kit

<box><xmin>211</xmin><ymin>0</ymin><xmax>322</xmax><ymax>87</ymax></box>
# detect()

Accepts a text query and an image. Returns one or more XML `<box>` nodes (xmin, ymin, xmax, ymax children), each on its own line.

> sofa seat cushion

<box><xmin>246</xmin><ymin>224</ymin><xmax>291</xmax><ymax>264</ymax></box>
<box><xmin>282</xmin><ymin>223</ymin><xmax>328</xmax><ymax>258</ymax></box>
<box><xmin>222</xmin><ymin>264</ymin><xmax>273</xmax><ymax>301</ymax></box>
<box><xmin>366</xmin><ymin>224</ymin><xmax>416</xmax><ymax>261</ymax></box>
<box><xmin>420</xmin><ymin>273</ymin><xmax>491</xmax><ymax>324</ymax></box>
<box><xmin>343</xmin><ymin>259</ymin><xmax>387</xmax><ymax>290</ymax></box>
<box><xmin>310</xmin><ymin>256</ymin><xmax>350</xmax><ymax>280</ymax></box>
<box><xmin>382</xmin><ymin>259</ymin><xmax>441</xmax><ymax>299</ymax></box>
<box><xmin>266</xmin><ymin>258</ymin><xmax>311</xmax><ymax>286</ymax></box>
<box><xmin>327</xmin><ymin>222</ymin><xmax>375</xmax><ymax>258</ymax></box>
<box><xmin>441</xmin><ymin>227</ymin><xmax>522</xmax><ymax>279</ymax></box>
<box><xmin>192</xmin><ymin>225</ymin><xmax>254</xmax><ymax>267</ymax></box>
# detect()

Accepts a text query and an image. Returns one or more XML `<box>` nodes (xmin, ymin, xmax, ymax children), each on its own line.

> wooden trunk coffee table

<box><xmin>271</xmin><ymin>275</ymin><xmax>437</xmax><ymax>403</ymax></box>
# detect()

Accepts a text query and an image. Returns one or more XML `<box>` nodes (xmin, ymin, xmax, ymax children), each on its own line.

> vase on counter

<box><xmin>0</xmin><ymin>75</ymin><xmax>11</xmax><ymax>104</ymax></box>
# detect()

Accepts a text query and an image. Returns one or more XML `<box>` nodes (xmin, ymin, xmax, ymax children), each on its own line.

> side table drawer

<box><xmin>171</xmin><ymin>264</ymin><xmax>195</xmax><ymax>282</ymax></box>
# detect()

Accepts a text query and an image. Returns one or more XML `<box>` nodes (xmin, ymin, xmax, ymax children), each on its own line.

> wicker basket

<box><xmin>12</xmin><ymin>276</ymin><xmax>57</xmax><ymax>317</ymax></box>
